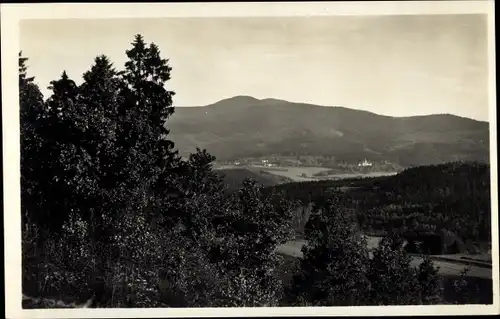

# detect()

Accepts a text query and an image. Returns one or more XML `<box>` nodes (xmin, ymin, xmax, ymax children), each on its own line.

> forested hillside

<box><xmin>217</xmin><ymin>168</ymin><xmax>293</xmax><ymax>193</ymax></box>
<box><xmin>167</xmin><ymin>96</ymin><xmax>489</xmax><ymax>167</ymax></box>
<box><xmin>269</xmin><ymin>162</ymin><xmax>491</xmax><ymax>252</ymax></box>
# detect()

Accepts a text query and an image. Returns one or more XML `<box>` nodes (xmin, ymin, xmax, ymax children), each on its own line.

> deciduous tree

<box><xmin>208</xmin><ymin>178</ymin><xmax>295</xmax><ymax>306</ymax></box>
<box><xmin>288</xmin><ymin>189</ymin><xmax>370</xmax><ymax>306</ymax></box>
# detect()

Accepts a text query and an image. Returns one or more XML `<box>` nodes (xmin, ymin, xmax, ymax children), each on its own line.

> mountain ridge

<box><xmin>177</xmin><ymin>96</ymin><xmax>488</xmax><ymax>123</ymax></box>
<box><xmin>167</xmin><ymin>96</ymin><xmax>490</xmax><ymax>167</ymax></box>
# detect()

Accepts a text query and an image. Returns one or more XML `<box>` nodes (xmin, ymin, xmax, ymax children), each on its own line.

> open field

<box><xmin>257</xmin><ymin>166</ymin><xmax>399</xmax><ymax>182</ymax></box>
<box><xmin>232</xmin><ymin>165</ymin><xmax>399</xmax><ymax>182</ymax></box>
<box><xmin>276</xmin><ymin>239</ymin><xmax>308</xmax><ymax>258</ymax></box>
<box><xmin>216</xmin><ymin>163</ymin><xmax>400</xmax><ymax>183</ymax></box>
<box><xmin>256</xmin><ymin>165</ymin><xmax>327</xmax><ymax>181</ymax></box>
<box><xmin>411</xmin><ymin>257</ymin><xmax>491</xmax><ymax>279</ymax></box>
<box><xmin>276</xmin><ymin>237</ymin><xmax>493</xmax><ymax>280</ymax></box>
<box><xmin>215</xmin><ymin>165</ymin><xmax>330</xmax><ymax>182</ymax></box>
<box><xmin>314</xmin><ymin>171</ymin><xmax>399</xmax><ymax>180</ymax></box>
<box><xmin>276</xmin><ymin>243</ymin><xmax>493</xmax><ymax>305</ymax></box>
<box><xmin>436</xmin><ymin>253</ymin><xmax>492</xmax><ymax>263</ymax></box>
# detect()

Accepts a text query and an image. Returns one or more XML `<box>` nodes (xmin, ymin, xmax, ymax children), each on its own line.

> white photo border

<box><xmin>2</xmin><ymin>1</ymin><xmax>498</xmax><ymax>318</ymax></box>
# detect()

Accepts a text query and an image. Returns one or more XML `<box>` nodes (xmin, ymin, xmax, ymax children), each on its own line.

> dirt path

<box><xmin>277</xmin><ymin>240</ymin><xmax>493</xmax><ymax>279</ymax></box>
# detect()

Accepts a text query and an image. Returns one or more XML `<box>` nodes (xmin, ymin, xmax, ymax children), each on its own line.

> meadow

<box><xmin>218</xmin><ymin>164</ymin><xmax>398</xmax><ymax>183</ymax></box>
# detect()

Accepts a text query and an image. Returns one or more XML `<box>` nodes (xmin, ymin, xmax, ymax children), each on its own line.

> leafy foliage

<box><xmin>417</xmin><ymin>257</ymin><xmax>444</xmax><ymax>305</ymax></box>
<box><xmin>288</xmin><ymin>189</ymin><xmax>370</xmax><ymax>306</ymax></box>
<box><xmin>206</xmin><ymin>179</ymin><xmax>296</xmax><ymax>306</ymax></box>
<box><xmin>449</xmin><ymin>267</ymin><xmax>486</xmax><ymax>304</ymax></box>
<box><xmin>366</xmin><ymin>234</ymin><xmax>445</xmax><ymax>305</ymax></box>
<box><xmin>287</xmin><ymin>190</ymin><xmax>444</xmax><ymax>306</ymax></box>
<box><xmin>366</xmin><ymin>236</ymin><xmax>421</xmax><ymax>305</ymax></box>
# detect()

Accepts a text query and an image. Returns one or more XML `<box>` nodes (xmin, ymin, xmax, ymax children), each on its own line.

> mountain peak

<box><xmin>211</xmin><ymin>95</ymin><xmax>260</xmax><ymax>107</ymax></box>
<box><xmin>167</xmin><ymin>98</ymin><xmax>489</xmax><ymax>166</ymax></box>
<box><xmin>210</xmin><ymin>96</ymin><xmax>294</xmax><ymax>108</ymax></box>
<box><xmin>260</xmin><ymin>98</ymin><xmax>288</xmax><ymax>104</ymax></box>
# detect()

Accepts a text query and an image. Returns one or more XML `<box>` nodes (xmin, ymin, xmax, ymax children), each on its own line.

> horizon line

<box><xmin>174</xmin><ymin>95</ymin><xmax>490</xmax><ymax>123</ymax></box>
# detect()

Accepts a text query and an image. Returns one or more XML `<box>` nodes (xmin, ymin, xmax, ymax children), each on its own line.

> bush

<box><xmin>288</xmin><ymin>189</ymin><xmax>371</xmax><ymax>306</ymax></box>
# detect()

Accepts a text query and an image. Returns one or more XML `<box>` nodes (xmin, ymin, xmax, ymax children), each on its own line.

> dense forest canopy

<box><xmin>19</xmin><ymin>35</ymin><xmax>491</xmax><ymax>308</ymax></box>
<box><xmin>267</xmin><ymin>162</ymin><xmax>491</xmax><ymax>248</ymax></box>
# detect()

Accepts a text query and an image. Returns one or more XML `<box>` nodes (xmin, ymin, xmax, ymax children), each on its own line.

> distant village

<box><xmin>358</xmin><ymin>159</ymin><xmax>373</xmax><ymax>167</ymax></box>
<box><xmin>227</xmin><ymin>157</ymin><xmax>376</xmax><ymax>169</ymax></box>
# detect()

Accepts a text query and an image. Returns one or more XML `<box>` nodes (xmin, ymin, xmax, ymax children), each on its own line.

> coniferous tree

<box><xmin>66</xmin><ymin>55</ymin><xmax>128</xmax><ymax>305</ymax></box>
<box><xmin>118</xmin><ymin>35</ymin><xmax>178</xmax><ymax>184</ymax></box>
<box><xmin>19</xmin><ymin>52</ymin><xmax>45</xmax><ymax>229</ymax></box>
<box><xmin>32</xmin><ymin>70</ymin><xmax>82</xmax><ymax>234</ymax></box>
<box><xmin>101</xmin><ymin>35</ymin><xmax>183</xmax><ymax>307</ymax></box>
<box><xmin>113</xmin><ymin>35</ymin><xmax>184</xmax><ymax>233</ymax></box>
<box><xmin>20</xmin><ymin>35</ymin><xmax>193</xmax><ymax>307</ymax></box>
<box><xmin>20</xmin><ymin>52</ymin><xmax>54</xmax><ymax>300</ymax></box>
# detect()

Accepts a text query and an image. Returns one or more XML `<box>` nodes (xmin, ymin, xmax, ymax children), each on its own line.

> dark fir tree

<box><xmin>19</xmin><ymin>52</ymin><xmax>45</xmax><ymax>229</ymax></box>
<box><xmin>115</xmin><ymin>35</ymin><xmax>185</xmax><ymax>233</ymax></box>
<box><xmin>119</xmin><ymin>34</ymin><xmax>178</xmax><ymax>181</ymax></box>
<box><xmin>20</xmin><ymin>35</ymin><xmax>198</xmax><ymax>307</ymax></box>
<box><xmin>31</xmin><ymin>70</ymin><xmax>82</xmax><ymax>234</ymax></box>
<box><xmin>97</xmin><ymin>35</ymin><xmax>182</xmax><ymax>306</ymax></box>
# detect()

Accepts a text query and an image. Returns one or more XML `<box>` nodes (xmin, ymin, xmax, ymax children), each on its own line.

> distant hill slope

<box><xmin>268</xmin><ymin>161</ymin><xmax>491</xmax><ymax>246</ymax></box>
<box><xmin>217</xmin><ymin>167</ymin><xmax>293</xmax><ymax>193</ymax></box>
<box><xmin>167</xmin><ymin>96</ymin><xmax>490</xmax><ymax>167</ymax></box>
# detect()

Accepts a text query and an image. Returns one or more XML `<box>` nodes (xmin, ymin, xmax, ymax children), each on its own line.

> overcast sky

<box><xmin>20</xmin><ymin>14</ymin><xmax>489</xmax><ymax>121</ymax></box>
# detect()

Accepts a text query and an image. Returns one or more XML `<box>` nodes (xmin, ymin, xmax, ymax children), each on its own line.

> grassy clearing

<box><xmin>277</xmin><ymin>237</ymin><xmax>493</xmax><ymax>280</ymax></box>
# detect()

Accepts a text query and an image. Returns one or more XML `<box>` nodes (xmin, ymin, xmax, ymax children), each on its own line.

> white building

<box><xmin>358</xmin><ymin>159</ymin><xmax>373</xmax><ymax>167</ymax></box>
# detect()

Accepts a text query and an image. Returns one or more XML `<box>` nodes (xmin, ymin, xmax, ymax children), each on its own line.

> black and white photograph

<box><xmin>2</xmin><ymin>1</ymin><xmax>498</xmax><ymax>318</ymax></box>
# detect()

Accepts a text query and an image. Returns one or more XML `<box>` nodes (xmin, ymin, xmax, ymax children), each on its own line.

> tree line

<box><xmin>269</xmin><ymin>161</ymin><xmax>491</xmax><ymax>254</ymax></box>
<box><xmin>20</xmin><ymin>35</ymin><xmax>474</xmax><ymax>307</ymax></box>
